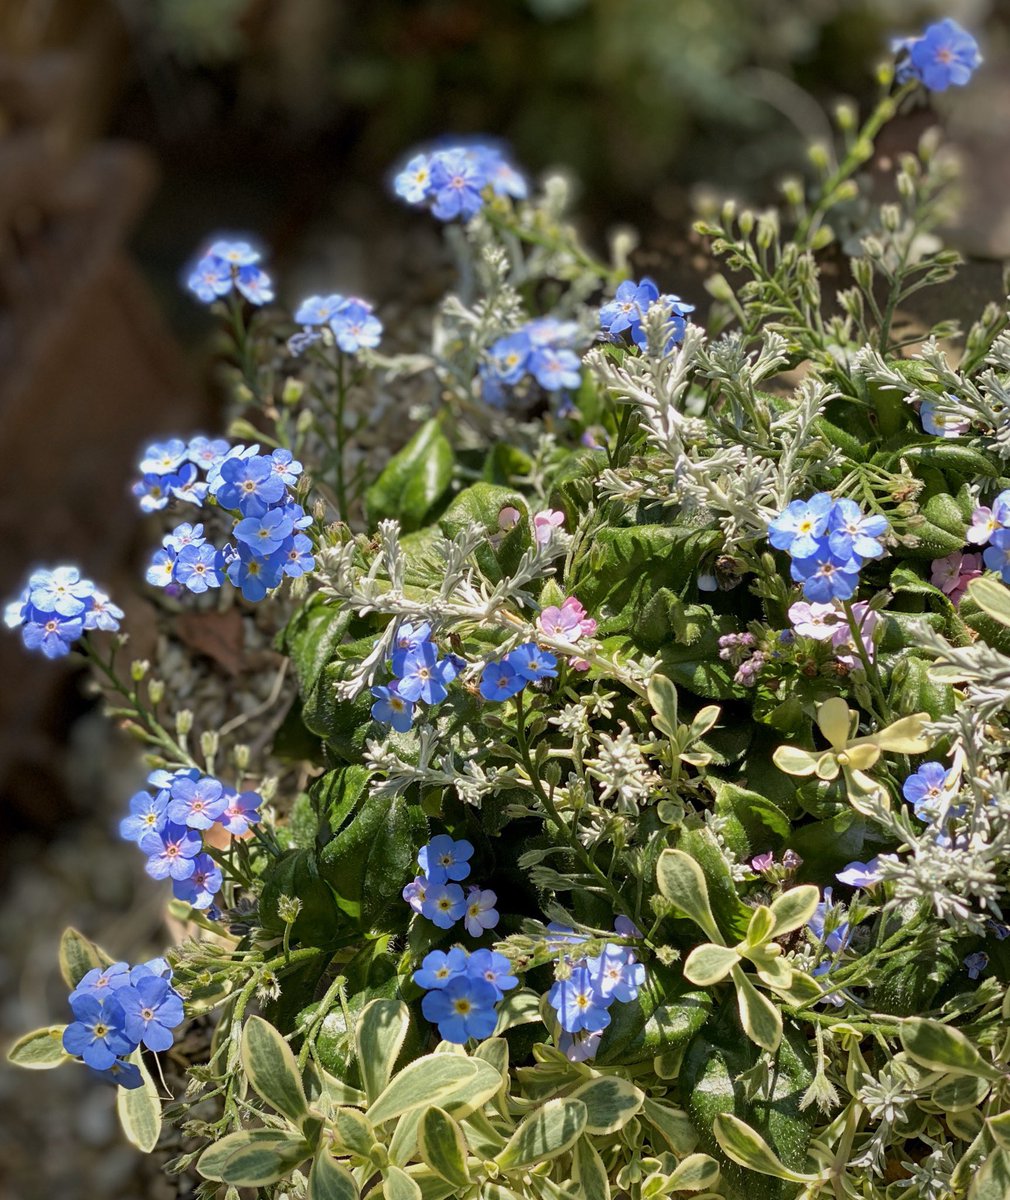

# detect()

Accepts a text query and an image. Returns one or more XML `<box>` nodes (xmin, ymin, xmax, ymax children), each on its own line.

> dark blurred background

<box><xmin>0</xmin><ymin>1</ymin><xmax>1006</xmax><ymax>1196</ymax></box>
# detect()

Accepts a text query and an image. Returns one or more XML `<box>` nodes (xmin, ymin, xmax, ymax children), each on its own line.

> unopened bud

<box><xmin>175</xmin><ymin>709</ymin><xmax>194</xmax><ymax>736</ymax></box>
<box><xmin>131</xmin><ymin>659</ymin><xmax>150</xmax><ymax>682</ymax></box>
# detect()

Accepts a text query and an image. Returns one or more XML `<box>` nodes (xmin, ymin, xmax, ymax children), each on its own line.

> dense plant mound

<box><xmin>9</xmin><ymin>19</ymin><xmax>1010</xmax><ymax>1200</ymax></box>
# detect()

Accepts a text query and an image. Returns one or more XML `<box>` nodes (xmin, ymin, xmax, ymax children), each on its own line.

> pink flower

<box><xmin>831</xmin><ymin>602</ymin><xmax>880</xmax><ymax>668</ymax></box>
<box><xmin>538</xmin><ymin>595</ymin><xmax>595</xmax><ymax>671</ymax></box>
<box><xmin>788</xmin><ymin>600</ymin><xmax>842</xmax><ymax>641</ymax></box>
<box><xmin>498</xmin><ymin>506</ymin><xmax>521</xmax><ymax>531</ymax></box>
<box><xmin>932</xmin><ymin>551</ymin><xmax>982</xmax><ymax>606</ymax></box>
<box><xmin>533</xmin><ymin>508</ymin><xmax>565</xmax><ymax>545</ymax></box>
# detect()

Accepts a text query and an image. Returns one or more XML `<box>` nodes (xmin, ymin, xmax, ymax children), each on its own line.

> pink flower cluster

<box><xmin>930</xmin><ymin>550</ymin><xmax>981</xmax><ymax>605</ymax></box>
<box><xmin>533</xmin><ymin>508</ymin><xmax>566</xmax><ymax>545</ymax></box>
<box><xmin>538</xmin><ymin>595</ymin><xmax>596</xmax><ymax>670</ymax></box>
<box><xmin>788</xmin><ymin>600</ymin><xmax>879</xmax><ymax>668</ymax></box>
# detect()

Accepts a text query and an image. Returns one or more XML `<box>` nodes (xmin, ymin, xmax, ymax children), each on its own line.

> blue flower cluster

<box><xmin>414</xmin><ymin>947</ymin><xmax>518</xmax><ymax>1044</ymax></box>
<box><xmin>289</xmin><ymin>293</ymin><xmax>383</xmax><ymax>356</ymax></box>
<box><xmin>186</xmin><ymin>238</ymin><xmax>273</xmax><ymax>306</ymax></box>
<box><xmin>142</xmin><ymin>443</ymin><xmax>315</xmax><ymax>602</ymax></box>
<box><xmin>119</xmin><ymin>768</ymin><xmax>261</xmax><ymax>914</ymax></box>
<box><xmin>132</xmin><ymin>435</ymin><xmax>230</xmax><ymax>514</ymax></box>
<box><xmin>892</xmin><ymin>19</ymin><xmax>981</xmax><ymax>92</ymax></box>
<box><xmin>62</xmin><ymin>958</ymin><xmax>184</xmax><ymax>1087</ymax></box>
<box><xmin>480</xmin><ymin>318</ymin><xmax>583</xmax><ymax>407</ymax></box>
<box><xmin>545</xmin><ymin>918</ymin><xmax>646</xmax><ymax>1063</ymax></box>
<box><xmin>403</xmin><ymin>836</ymin><xmax>499</xmax><ymax>937</ymax></box>
<box><xmin>479</xmin><ymin>642</ymin><xmax>557</xmax><ymax>702</ymax></box>
<box><xmin>394</xmin><ymin>143</ymin><xmax>526</xmax><ymax>221</ymax></box>
<box><xmin>767</xmin><ymin>493</ymin><xmax>888</xmax><ymax>603</ymax></box>
<box><xmin>599</xmin><ymin>277</ymin><xmax>694</xmax><ymax>353</ymax></box>
<box><xmin>5</xmin><ymin>566</ymin><xmax>123</xmax><ymax>659</ymax></box>
<box><xmin>370</xmin><ymin>622</ymin><xmax>464</xmax><ymax>733</ymax></box>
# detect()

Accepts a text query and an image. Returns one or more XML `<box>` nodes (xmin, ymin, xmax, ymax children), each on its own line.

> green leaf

<box><xmin>217</xmin><ymin>1132</ymin><xmax>311</xmax><ymax>1187</ymax></box>
<box><xmin>116</xmin><ymin>1050</ymin><xmax>163</xmax><ymax>1153</ymax></box>
<box><xmin>678</xmin><ymin>827</ymin><xmax>753</xmax><ymax>941</ymax></box>
<box><xmin>682</xmin><ymin>1018</ymin><xmax>816</xmax><ymax>1200</ymax></box>
<box><xmin>714</xmin><ymin>784</ymin><xmax>790</xmax><ymax>847</ymax></box>
<box><xmin>495</xmin><ymin>1098</ymin><xmax>588</xmax><ymax>1171</ymax></box>
<box><xmin>566</xmin><ymin>1076</ymin><xmax>644</xmax><ymax>1134</ymax></box>
<box><xmin>6</xmin><ymin>1025</ymin><xmax>69</xmax><ymax>1069</ymax></box>
<box><xmin>319</xmin><ymin>791</ymin><xmax>427</xmax><ymax>930</ymax></box>
<box><xmin>712</xmin><ymin>1114</ymin><xmax>817</xmax><ymax>1184</ymax></box>
<box><xmin>573</xmin><ymin>1138</ymin><xmax>610</xmax><ymax>1200</ymax></box>
<box><xmin>768</xmin><ymin>886</ymin><xmax>820</xmax><ymax>937</ymax></box>
<box><xmin>967</xmin><ymin>575</ymin><xmax>1010</xmax><ymax>628</ymax></box>
<box><xmin>899</xmin><ymin>1018</ymin><xmax>999</xmax><ymax>1079</ymax></box>
<box><xmin>656</xmin><ymin>849</ymin><xmax>722</xmax><ymax>943</ymax></box>
<box><xmin>731</xmin><ymin>964</ymin><xmax>782</xmax><ymax>1052</ymax></box>
<box><xmin>594</xmin><ymin>961</ymin><xmax>711</xmax><ymax>1067</ymax></box>
<box><xmin>438</xmin><ymin>482</ymin><xmax>529</xmax><ymax>582</ymax></box>
<box><xmin>641</xmin><ymin>1098</ymin><xmax>697</xmax><ymax>1156</ymax></box>
<box><xmin>988</xmin><ymin>1110</ymin><xmax>1010</xmax><ymax>1150</ymax></box>
<box><xmin>684</xmin><ymin>944</ymin><xmax>740</xmax><ymax>987</ymax></box>
<box><xmin>198</xmin><ymin>1130</ymin><xmax>304</xmax><ymax>1182</ymax></box>
<box><xmin>281</xmin><ymin>597</ymin><xmax>352</xmax><ymax>694</ymax></box>
<box><xmin>418</xmin><ymin>1106</ymin><xmax>471</xmax><ymax>1188</ymax></box>
<box><xmin>493</xmin><ymin>988</ymin><xmax>545</xmax><ymax>1035</ymax></box>
<box><xmin>259</xmin><ymin>849</ymin><xmax>344</xmax><ymax>948</ymax></box>
<box><xmin>367</xmin><ymin>1056</ymin><xmax>480</xmax><ymax>1126</ymax></box>
<box><xmin>384</xmin><ymin>1164</ymin><xmax>423</xmax><ymax>1200</ymax></box>
<box><xmin>969</xmin><ymin>1149</ymin><xmax>1010</xmax><ymax>1200</ymax></box>
<box><xmin>365</xmin><ymin>418</ymin><xmax>455</xmax><ymax>533</ymax></box>
<box><xmin>668</xmin><ymin>1153</ymin><xmax>721</xmax><ymax>1192</ymax></box>
<box><xmin>58</xmin><ymin>927</ymin><xmax>112</xmax><ymax>989</ymax></box>
<box><xmin>242</xmin><ymin>1015</ymin><xmax>310</xmax><ymax>1125</ymax></box>
<box><xmin>308</xmin><ymin>1150</ymin><xmax>360</xmax><ymax>1200</ymax></box>
<box><xmin>648</xmin><ymin>674</ymin><xmax>679</xmax><ymax>738</ymax></box>
<box><xmin>355</xmin><ymin>999</ymin><xmax>411</xmax><ymax>1105</ymax></box>
<box><xmin>332</xmin><ymin>1107</ymin><xmax>377</xmax><ymax>1157</ymax></box>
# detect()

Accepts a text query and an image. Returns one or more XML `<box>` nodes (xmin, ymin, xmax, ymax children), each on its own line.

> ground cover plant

<box><xmin>9</xmin><ymin>18</ymin><xmax>1010</xmax><ymax>1200</ymax></box>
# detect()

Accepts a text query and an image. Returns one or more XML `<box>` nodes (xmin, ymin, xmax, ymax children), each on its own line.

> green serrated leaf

<box><xmin>6</xmin><ymin>1025</ymin><xmax>69</xmax><ymax>1069</ymax></box>
<box><xmin>242</xmin><ymin>1016</ymin><xmax>310</xmax><ymax>1125</ymax></box>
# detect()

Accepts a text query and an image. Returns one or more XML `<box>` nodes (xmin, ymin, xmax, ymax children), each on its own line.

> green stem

<box><xmin>841</xmin><ymin>600</ymin><xmax>892</xmax><ymax>724</ymax></box>
<box><xmin>333</xmin><ymin>348</ymin><xmax>349</xmax><ymax>522</ymax></box>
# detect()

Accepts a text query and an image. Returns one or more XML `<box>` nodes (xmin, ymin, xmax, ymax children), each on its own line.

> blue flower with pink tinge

<box><xmin>218</xmin><ymin>789</ymin><xmax>261</xmax><ymax>836</ymax></box>
<box><xmin>835</xmin><ymin>858</ymin><xmax>883</xmax><ymax>889</ymax></box>
<box><xmin>6</xmin><ymin>565</ymin><xmax>120</xmax><ymax>658</ymax></box>
<box><xmin>172</xmin><ymin>853</ymin><xmax>222</xmax><ymax>911</ymax></box>
<box><xmin>463</xmin><ymin>887</ymin><xmax>499</xmax><ymax>937</ymax></box>
<box><xmin>420</xmin><ymin>881</ymin><xmax>467</xmax><ymax>929</ymax></box>
<box><xmin>62</xmin><ymin>993</ymin><xmax>133</xmax><ymax>1070</ymax></box>
<box><xmin>392</xmin><ymin>641</ymin><xmax>455</xmax><ymax>705</ymax></box>
<box><xmin>168</xmin><ymin>775</ymin><xmax>228</xmax><ymax>830</ymax></box>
